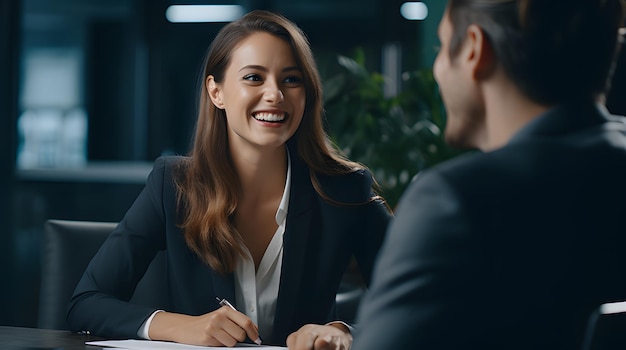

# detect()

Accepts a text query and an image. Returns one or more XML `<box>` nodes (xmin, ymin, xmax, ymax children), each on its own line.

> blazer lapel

<box><xmin>272</xmin><ymin>156</ymin><xmax>315</xmax><ymax>343</ymax></box>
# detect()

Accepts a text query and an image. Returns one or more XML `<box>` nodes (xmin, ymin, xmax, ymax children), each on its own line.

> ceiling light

<box><xmin>165</xmin><ymin>5</ymin><xmax>244</xmax><ymax>23</ymax></box>
<box><xmin>400</xmin><ymin>2</ymin><xmax>428</xmax><ymax>21</ymax></box>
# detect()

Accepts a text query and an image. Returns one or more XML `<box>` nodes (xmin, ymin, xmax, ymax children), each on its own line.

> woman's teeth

<box><xmin>253</xmin><ymin>112</ymin><xmax>285</xmax><ymax>122</ymax></box>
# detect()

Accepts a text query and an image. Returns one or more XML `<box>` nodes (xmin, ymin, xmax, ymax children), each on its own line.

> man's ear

<box><xmin>207</xmin><ymin>75</ymin><xmax>224</xmax><ymax>109</ymax></box>
<box><xmin>465</xmin><ymin>24</ymin><xmax>496</xmax><ymax>80</ymax></box>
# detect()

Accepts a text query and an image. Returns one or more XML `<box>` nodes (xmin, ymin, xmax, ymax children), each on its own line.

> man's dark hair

<box><xmin>447</xmin><ymin>0</ymin><xmax>626</xmax><ymax>105</ymax></box>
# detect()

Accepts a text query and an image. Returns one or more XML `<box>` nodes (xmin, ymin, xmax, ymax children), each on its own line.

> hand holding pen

<box><xmin>216</xmin><ymin>297</ymin><xmax>262</xmax><ymax>345</ymax></box>
<box><xmin>146</xmin><ymin>297</ymin><xmax>261</xmax><ymax>347</ymax></box>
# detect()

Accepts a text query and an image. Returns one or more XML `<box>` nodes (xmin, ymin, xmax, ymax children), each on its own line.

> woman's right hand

<box><xmin>148</xmin><ymin>306</ymin><xmax>260</xmax><ymax>347</ymax></box>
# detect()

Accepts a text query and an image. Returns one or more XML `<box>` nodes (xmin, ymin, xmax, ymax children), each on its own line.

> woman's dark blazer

<box><xmin>67</xmin><ymin>153</ymin><xmax>391</xmax><ymax>345</ymax></box>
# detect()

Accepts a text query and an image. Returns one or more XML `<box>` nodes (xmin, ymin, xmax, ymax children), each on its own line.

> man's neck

<box><xmin>481</xmin><ymin>78</ymin><xmax>550</xmax><ymax>151</ymax></box>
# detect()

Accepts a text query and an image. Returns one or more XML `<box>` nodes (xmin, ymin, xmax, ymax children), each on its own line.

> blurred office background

<box><xmin>0</xmin><ymin>0</ymin><xmax>443</xmax><ymax>327</ymax></box>
<box><xmin>1</xmin><ymin>0</ymin><xmax>624</xmax><ymax>327</ymax></box>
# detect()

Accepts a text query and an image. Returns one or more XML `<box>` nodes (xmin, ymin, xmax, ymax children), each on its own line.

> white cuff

<box><xmin>325</xmin><ymin>320</ymin><xmax>354</xmax><ymax>334</ymax></box>
<box><xmin>137</xmin><ymin>310</ymin><xmax>164</xmax><ymax>340</ymax></box>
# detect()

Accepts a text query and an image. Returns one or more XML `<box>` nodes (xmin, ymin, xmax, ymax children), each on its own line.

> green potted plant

<box><xmin>322</xmin><ymin>50</ymin><xmax>464</xmax><ymax>208</ymax></box>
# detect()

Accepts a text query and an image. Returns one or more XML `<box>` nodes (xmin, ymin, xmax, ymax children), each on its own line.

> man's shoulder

<box><xmin>414</xmin><ymin>145</ymin><xmax>544</xmax><ymax>195</ymax></box>
<box><xmin>423</xmin><ymin>150</ymin><xmax>498</xmax><ymax>182</ymax></box>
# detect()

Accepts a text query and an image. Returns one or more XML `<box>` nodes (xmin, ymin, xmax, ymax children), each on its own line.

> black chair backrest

<box><xmin>38</xmin><ymin>219</ymin><xmax>167</xmax><ymax>330</ymax></box>
<box><xmin>582</xmin><ymin>301</ymin><xmax>626</xmax><ymax>350</ymax></box>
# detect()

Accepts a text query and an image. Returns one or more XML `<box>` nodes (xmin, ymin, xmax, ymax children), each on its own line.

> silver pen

<box><xmin>216</xmin><ymin>296</ymin><xmax>237</xmax><ymax>311</ymax></box>
<box><xmin>215</xmin><ymin>297</ymin><xmax>262</xmax><ymax>345</ymax></box>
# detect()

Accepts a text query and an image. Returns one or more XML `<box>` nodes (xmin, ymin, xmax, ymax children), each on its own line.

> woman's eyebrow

<box><xmin>239</xmin><ymin>65</ymin><xmax>301</xmax><ymax>72</ymax></box>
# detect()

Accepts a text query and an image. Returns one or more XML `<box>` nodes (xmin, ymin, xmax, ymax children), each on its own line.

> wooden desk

<box><xmin>0</xmin><ymin>326</ymin><xmax>104</xmax><ymax>350</ymax></box>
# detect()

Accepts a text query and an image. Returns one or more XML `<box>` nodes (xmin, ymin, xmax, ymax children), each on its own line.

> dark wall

<box><xmin>143</xmin><ymin>1</ymin><xmax>207</xmax><ymax>160</ymax></box>
<box><xmin>0</xmin><ymin>0</ymin><xmax>19</xmax><ymax>326</ymax></box>
<box><xmin>86</xmin><ymin>20</ymin><xmax>138</xmax><ymax>161</ymax></box>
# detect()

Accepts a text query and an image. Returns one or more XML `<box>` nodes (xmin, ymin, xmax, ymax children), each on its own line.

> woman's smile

<box><xmin>252</xmin><ymin>111</ymin><xmax>287</xmax><ymax>123</ymax></box>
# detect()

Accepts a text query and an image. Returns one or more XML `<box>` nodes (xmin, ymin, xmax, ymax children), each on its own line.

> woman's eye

<box><xmin>243</xmin><ymin>74</ymin><xmax>262</xmax><ymax>82</ymax></box>
<box><xmin>284</xmin><ymin>76</ymin><xmax>302</xmax><ymax>85</ymax></box>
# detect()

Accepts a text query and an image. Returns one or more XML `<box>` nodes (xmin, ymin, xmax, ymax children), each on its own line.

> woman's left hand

<box><xmin>286</xmin><ymin>323</ymin><xmax>352</xmax><ymax>350</ymax></box>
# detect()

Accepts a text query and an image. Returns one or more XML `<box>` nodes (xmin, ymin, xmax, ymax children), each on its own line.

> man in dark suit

<box><xmin>352</xmin><ymin>1</ymin><xmax>626</xmax><ymax>349</ymax></box>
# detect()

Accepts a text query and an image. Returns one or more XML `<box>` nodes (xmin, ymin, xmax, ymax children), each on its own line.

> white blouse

<box><xmin>233</xmin><ymin>154</ymin><xmax>291</xmax><ymax>340</ymax></box>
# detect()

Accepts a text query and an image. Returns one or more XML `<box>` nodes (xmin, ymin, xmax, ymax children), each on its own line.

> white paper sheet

<box><xmin>86</xmin><ymin>339</ymin><xmax>287</xmax><ymax>349</ymax></box>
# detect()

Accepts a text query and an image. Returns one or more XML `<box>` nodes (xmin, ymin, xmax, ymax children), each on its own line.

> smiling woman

<box><xmin>206</xmin><ymin>31</ymin><xmax>305</xmax><ymax>152</ymax></box>
<box><xmin>66</xmin><ymin>10</ymin><xmax>392</xmax><ymax>350</ymax></box>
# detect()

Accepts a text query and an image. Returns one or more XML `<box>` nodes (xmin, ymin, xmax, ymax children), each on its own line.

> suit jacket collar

<box><xmin>509</xmin><ymin>101</ymin><xmax>611</xmax><ymax>144</ymax></box>
<box><xmin>272</xmin><ymin>153</ymin><xmax>315</xmax><ymax>344</ymax></box>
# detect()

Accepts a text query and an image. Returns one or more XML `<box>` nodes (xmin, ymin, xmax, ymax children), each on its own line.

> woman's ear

<box><xmin>207</xmin><ymin>75</ymin><xmax>225</xmax><ymax>109</ymax></box>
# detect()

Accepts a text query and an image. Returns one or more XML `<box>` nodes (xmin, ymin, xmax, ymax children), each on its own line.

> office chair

<box><xmin>582</xmin><ymin>300</ymin><xmax>626</xmax><ymax>350</ymax></box>
<box><xmin>38</xmin><ymin>219</ymin><xmax>167</xmax><ymax>330</ymax></box>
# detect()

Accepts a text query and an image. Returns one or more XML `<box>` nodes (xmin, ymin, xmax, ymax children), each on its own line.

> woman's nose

<box><xmin>264</xmin><ymin>82</ymin><xmax>284</xmax><ymax>104</ymax></box>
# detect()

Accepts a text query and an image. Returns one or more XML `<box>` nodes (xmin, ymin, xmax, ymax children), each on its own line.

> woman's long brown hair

<box><xmin>176</xmin><ymin>10</ymin><xmax>385</xmax><ymax>274</ymax></box>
